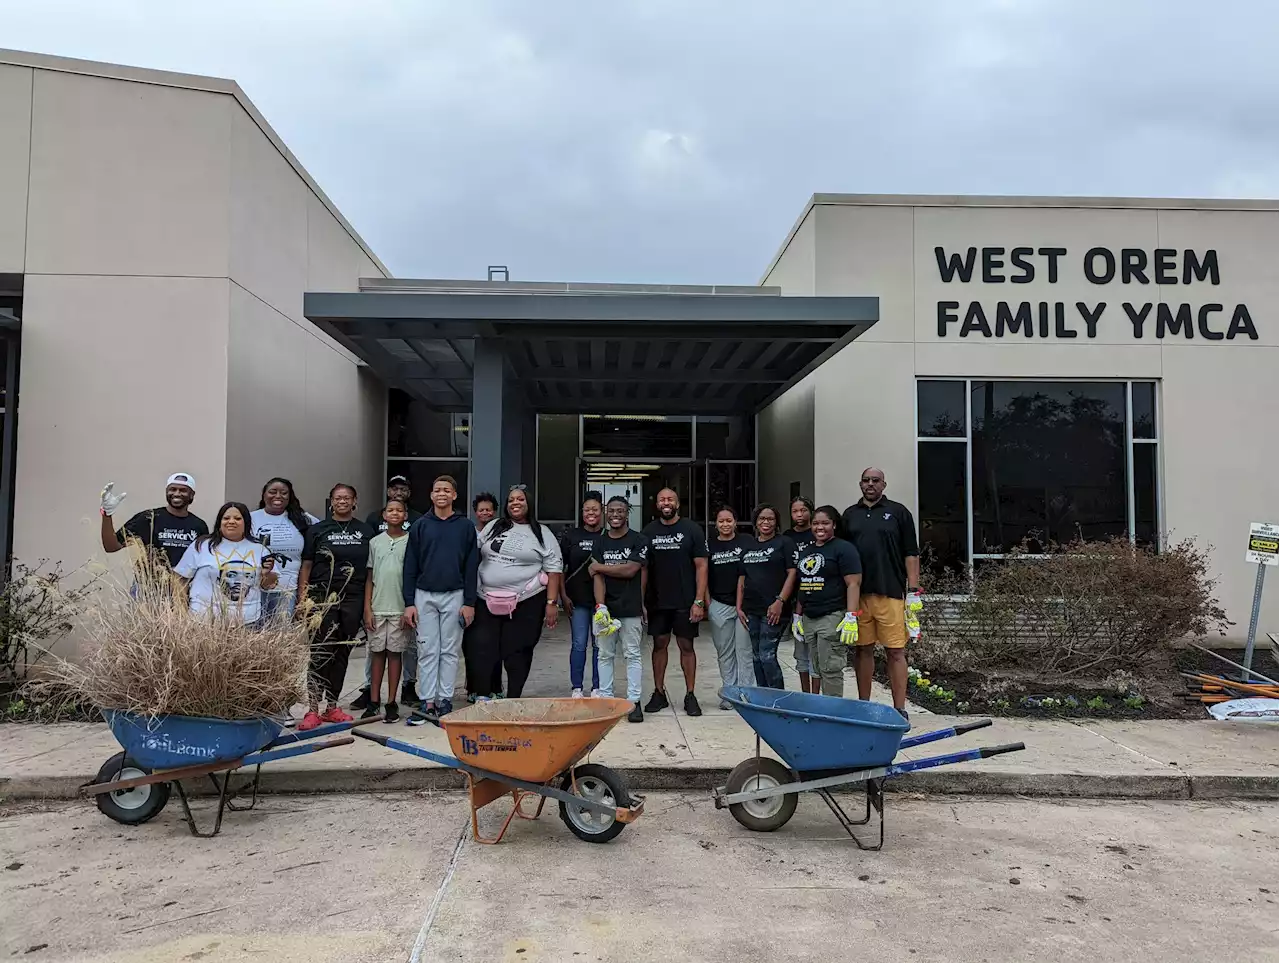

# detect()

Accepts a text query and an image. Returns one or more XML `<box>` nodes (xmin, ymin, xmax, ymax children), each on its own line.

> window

<box><xmin>581</xmin><ymin>414</ymin><xmax>692</xmax><ymax>459</ymax></box>
<box><xmin>388</xmin><ymin>389</ymin><xmax>469</xmax><ymax>457</ymax></box>
<box><xmin>384</xmin><ymin>459</ymin><xmax>469</xmax><ymax>516</ymax></box>
<box><xmin>694</xmin><ymin>415</ymin><xmax>754</xmax><ymax>458</ymax></box>
<box><xmin>536</xmin><ymin>414</ymin><xmax>579</xmax><ymax>522</ymax></box>
<box><xmin>917</xmin><ymin>379</ymin><xmax>1161</xmax><ymax>576</ymax></box>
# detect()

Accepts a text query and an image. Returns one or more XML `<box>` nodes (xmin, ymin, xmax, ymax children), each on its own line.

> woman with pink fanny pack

<box><xmin>468</xmin><ymin>485</ymin><xmax>564</xmax><ymax>698</ymax></box>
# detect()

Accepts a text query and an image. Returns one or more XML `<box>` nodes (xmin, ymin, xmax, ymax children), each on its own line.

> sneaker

<box><xmin>644</xmin><ymin>690</ymin><xmax>669</xmax><ymax>713</ymax></box>
<box><xmin>384</xmin><ymin>701</ymin><xmax>400</xmax><ymax>723</ymax></box>
<box><xmin>591</xmin><ymin>689</ymin><xmax>608</xmax><ymax>699</ymax></box>
<box><xmin>431</xmin><ymin>700</ymin><xmax>454</xmax><ymax>727</ymax></box>
<box><xmin>627</xmin><ymin>702</ymin><xmax>644</xmax><ymax>723</ymax></box>
<box><xmin>683</xmin><ymin>692</ymin><xmax>703</xmax><ymax>717</ymax></box>
<box><xmin>718</xmin><ymin>698</ymin><xmax>732</xmax><ymax>711</ymax></box>
<box><xmin>298</xmin><ymin>710</ymin><xmax>323</xmax><ymax>731</ymax></box>
<box><xmin>350</xmin><ymin>688</ymin><xmax>372</xmax><ymax>711</ymax></box>
<box><xmin>896</xmin><ymin>706</ymin><xmax>910</xmax><ymax>723</ymax></box>
<box><xmin>360</xmin><ymin>702</ymin><xmax>380</xmax><ymax>721</ymax></box>
<box><xmin>401</xmin><ymin>681</ymin><xmax>418</xmax><ymax>705</ymax></box>
<box><xmin>321</xmin><ymin>706</ymin><xmax>353</xmax><ymax>724</ymax></box>
<box><xmin>406</xmin><ymin>702</ymin><xmax>434</xmax><ymax>726</ymax></box>
<box><xmin>571</xmin><ymin>688</ymin><xmax>585</xmax><ymax>699</ymax></box>
<box><xmin>466</xmin><ymin>693</ymin><xmax>477</xmax><ymax>704</ymax></box>
<box><xmin>474</xmin><ymin>695</ymin><xmax>493</xmax><ymax>703</ymax></box>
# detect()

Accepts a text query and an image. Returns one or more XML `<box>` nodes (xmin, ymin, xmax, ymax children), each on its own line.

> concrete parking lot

<box><xmin>2</xmin><ymin>793</ymin><xmax>1276</xmax><ymax>963</ymax></box>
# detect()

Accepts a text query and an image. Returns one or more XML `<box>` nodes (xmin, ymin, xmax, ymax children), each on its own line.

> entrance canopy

<box><xmin>303</xmin><ymin>279</ymin><xmax>877</xmax><ymax>416</ymax></box>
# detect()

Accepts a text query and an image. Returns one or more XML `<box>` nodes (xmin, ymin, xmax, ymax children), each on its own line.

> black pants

<box><xmin>309</xmin><ymin>592</ymin><xmax>362</xmax><ymax>703</ymax></box>
<box><xmin>468</xmin><ymin>592</ymin><xmax>547</xmax><ymax>698</ymax></box>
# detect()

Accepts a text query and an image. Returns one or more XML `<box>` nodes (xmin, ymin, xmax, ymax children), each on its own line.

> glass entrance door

<box><xmin>579</xmin><ymin>460</ymin><xmax>693</xmax><ymax>529</ymax></box>
<box><xmin>704</xmin><ymin>461</ymin><xmax>756</xmax><ymax>534</ymax></box>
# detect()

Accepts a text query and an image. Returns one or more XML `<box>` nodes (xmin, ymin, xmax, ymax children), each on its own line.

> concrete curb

<box><xmin>3</xmin><ymin>767</ymin><xmax>1275</xmax><ymax>803</ymax></box>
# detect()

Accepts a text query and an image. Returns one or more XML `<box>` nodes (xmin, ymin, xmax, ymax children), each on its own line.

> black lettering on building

<box><xmin>1124</xmin><ymin>302</ymin><xmax>1152</xmax><ymax>338</ymax></box>
<box><xmin>935</xmin><ymin>248</ymin><xmax>976</xmax><ymax>283</ymax></box>
<box><xmin>1038</xmin><ymin>301</ymin><xmax>1051</xmax><ymax>338</ymax></box>
<box><xmin>1197</xmin><ymin>304</ymin><xmax>1224</xmax><ymax>340</ymax></box>
<box><xmin>1154</xmin><ymin>248</ymin><xmax>1178</xmax><ymax>285</ymax></box>
<box><xmin>1009</xmin><ymin>247</ymin><xmax>1034</xmax><ymax>283</ymax></box>
<box><xmin>1156</xmin><ymin>302</ymin><xmax>1193</xmax><ymax>338</ymax></box>
<box><xmin>1076</xmin><ymin>302</ymin><xmax>1105</xmax><ymax>338</ymax></box>
<box><xmin>1121</xmin><ymin>249</ymin><xmax>1149</xmax><ymax>284</ymax></box>
<box><xmin>1184</xmin><ymin>249</ymin><xmax>1220</xmax><ymax>285</ymax></box>
<box><xmin>1083</xmin><ymin>247</ymin><xmax>1115</xmax><ymax>284</ymax></box>
<box><xmin>960</xmin><ymin>302</ymin><xmax>993</xmax><ymax>337</ymax></box>
<box><xmin>995</xmin><ymin>301</ymin><xmax>1033</xmax><ymax>337</ymax></box>
<box><xmin>1038</xmin><ymin>247</ymin><xmax>1067</xmax><ymax>282</ymax></box>
<box><xmin>981</xmin><ymin>247</ymin><xmax>1006</xmax><ymax>283</ymax></box>
<box><xmin>1226</xmin><ymin>304</ymin><xmax>1259</xmax><ymax>340</ymax></box>
<box><xmin>1054</xmin><ymin>302</ymin><xmax>1077</xmax><ymax>338</ymax></box>
<box><xmin>937</xmin><ymin>301</ymin><xmax>959</xmax><ymax>336</ymax></box>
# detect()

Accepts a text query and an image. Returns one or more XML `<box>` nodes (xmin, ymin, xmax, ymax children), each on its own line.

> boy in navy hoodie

<box><xmin>402</xmin><ymin>475</ymin><xmax>479</xmax><ymax>724</ymax></box>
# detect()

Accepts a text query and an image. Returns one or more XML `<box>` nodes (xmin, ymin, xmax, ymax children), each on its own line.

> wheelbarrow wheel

<box><xmin>724</xmin><ymin>757</ymin><xmax>797</xmax><ymax>832</ymax></box>
<box><xmin>558</xmin><ymin>763</ymin><xmax>630</xmax><ymax>844</ymax></box>
<box><xmin>93</xmin><ymin>751</ymin><xmax>170</xmax><ymax>825</ymax></box>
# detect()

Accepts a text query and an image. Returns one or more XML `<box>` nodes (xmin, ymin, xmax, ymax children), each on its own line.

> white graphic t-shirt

<box><xmin>477</xmin><ymin>520</ymin><xmax>564</xmax><ymax>602</ymax></box>
<box><xmin>174</xmin><ymin>538</ymin><xmax>267</xmax><ymax>623</ymax></box>
<box><xmin>249</xmin><ymin>509</ymin><xmax>319</xmax><ymax>593</ymax></box>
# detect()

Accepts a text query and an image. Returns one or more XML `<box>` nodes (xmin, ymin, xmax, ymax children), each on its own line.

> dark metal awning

<box><xmin>303</xmin><ymin>280</ymin><xmax>878</xmax><ymax>414</ymax></box>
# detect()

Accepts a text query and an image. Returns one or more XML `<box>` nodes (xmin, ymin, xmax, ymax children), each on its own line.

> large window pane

<box><xmin>706</xmin><ymin>462</ymin><xmax>755</xmax><ymax>534</ymax></box>
<box><xmin>1133</xmin><ymin>443</ymin><xmax>1159</xmax><ymax>549</ymax></box>
<box><xmin>917</xmin><ymin>442</ymin><xmax>968</xmax><ymax>575</ymax></box>
<box><xmin>581</xmin><ymin>415</ymin><xmax>691</xmax><ymax>458</ymax></box>
<box><xmin>971</xmin><ymin>381</ymin><xmax>1126</xmax><ymax>552</ymax></box>
<box><xmin>388</xmin><ymin>389</ymin><xmax>469</xmax><ymax>457</ymax></box>
<box><xmin>536</xmin><ymin>414</ymin><xmax>579</xmax><ymax>521</ymax></box>
<box><xmin>384</xmin><ymin>459</ymin><xmax>469</xmax><ymax>516</ymax></box>
<box><xmin>1132</xmin><ymin>381</ymin><xmax>1157</xmax><ymax>439</ymax></box>
<box><xmin>695</xmin><ymin>415</ymin><xmax>754</xmax><ymax>458</ymax></box>
<box><xmin>917</xmin><ymin>380</ymin><xmax>966</xmax><ymax>438</ymax></box>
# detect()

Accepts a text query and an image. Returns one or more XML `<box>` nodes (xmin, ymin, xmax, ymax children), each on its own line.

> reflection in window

<box><xmin>387</xmin><ymin>389</ymin><xmax>469</xmax><ymax>457</ymax></box>
<box><xmin>917</xmin><ymin>380</ymin><xmax>966</xmax><ymax>438</ymax></box>
<box><xmin>917</xmin><ymin>442</ymin><xmax>967</xmax><ymax>574</ymax></box>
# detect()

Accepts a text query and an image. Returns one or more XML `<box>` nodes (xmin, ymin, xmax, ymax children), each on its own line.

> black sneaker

<box><xmin>360</xmin><ymin>702</ymin><xmax>380</xmax><ymax>720</ymax></box>
<box><xmin>627</xmin><ymin>702</ymin><xmax>644</xmax><ymax>723</ymax></box>
<box><xmin>406</xmin><ymin>702</ymin><xmax>434</xmax><ymax>727</ymax></box>
<box><xmin>683</xmin><ymin>692</ymin><xmax>702</xmax><ymax>717</ymax></box>
<box><xmin>644</xmin><ymin>690</ymin><xmax>669</xmax><ymax>713</ymax></box>
<box><xmin>401</xmin><ymin>680</ymin><xmax>418</xmax><ymax>704</ymax></box>
<box><xmin>384</xmin><ymin>701</ymin><xmax>399</xmax><ymax>723</ymax></box>
<box><xmin>896</xmin><ymin>706</ymin><xmax>910</xmax><ymax>723</ymax></box>
<box><xmin>430</xmin><ymin>700</ymin><xmax>454</xmax><ymax>728</ymax></box>
<box><xmin>351</xmin><ymin>687</ymin><xmax>372</xmax><ymax>711</ymax></box>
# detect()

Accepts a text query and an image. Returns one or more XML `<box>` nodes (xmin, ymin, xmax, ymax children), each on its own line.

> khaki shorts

<box><xmin>856</xmin><ymin>595</ymin><xmax>907</xmax><ymax>649</ymax></box>
<box><xmin>368</xmin><ymin>616</ymin><xmax>411</xmax><ymax>654</ymax></box>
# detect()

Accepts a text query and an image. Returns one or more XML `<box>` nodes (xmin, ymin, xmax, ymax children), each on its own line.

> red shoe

<box><xmin>298</xmin><ymin>711</ymin><xmax>323</xmax><ymax>731</ymax></box>
<box><xmin>321</xmin><ymin>706</ymin><xmax>353</xmax><ymax>724</ymax></box>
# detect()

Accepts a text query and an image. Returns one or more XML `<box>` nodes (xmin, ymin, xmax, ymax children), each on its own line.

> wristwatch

<box><xmin>774</xmin><ymin>595</ymin><xmax>787</xmax><ymax>603</ymax></box>
<box><xmin>692</xmin><ymin>599</ymin><xmax>706</xmax><ymax>608</ymax></box>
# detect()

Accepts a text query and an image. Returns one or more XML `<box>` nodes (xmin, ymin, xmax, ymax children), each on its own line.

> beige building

<box><xmin>758</xmin><ymin>194</ymin><xmax>1278</xmax><ymax>640</ymax></box>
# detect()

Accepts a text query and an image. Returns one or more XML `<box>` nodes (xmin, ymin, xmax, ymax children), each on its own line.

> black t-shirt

<box><xmin>642</xmin><ymin>517</ymin><xmax>708</xmax><ymax>609</ymax></box>
<box><xmin>795</xmin><ymin>537</ymin><xmax>862</xmax><ymax>619</ymax></box>
<box><xmin>117</xmin><ymin>508</ymin><xmax>208</xmax><ymax>569</ymax></box>
<box><xmin>706</xmin><ymin>535</ymin><xmax>745</xmax><ymax>606</ymax></box>
<box><xmin>840</xmin><ymin>498</ymin><xmax>919</xmax><ymax>599</ymax></box>
<box><xmin>592</xmin><ymin>529</ymin><xmax>648</xmax><ymax>618</ymax></box>
<box><xmin>741</xmin><ymin>535</ymin><xmax>798</xmax><ymax>616</ymax></box>
<box><xmin>365</xmin><ymin>507</ymin><xmax>422</xmax><ymax>535</ymax></box>
<box><xmin>561</xmin><ymin>526</ymin><xmax>605</xmax><ymax>607</ymax></box>
<box><xmin>303</xmin><ymin>518</ymin><xmax>376</xmax><ymax>597</ymax></box>
<box><xmin>784</xmin><ymin>527</ymin><xmax>816</xmax><ymax>559</ymax></box>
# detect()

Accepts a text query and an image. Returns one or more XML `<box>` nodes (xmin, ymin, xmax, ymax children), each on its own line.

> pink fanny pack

<box><xmin>485</xmin><ymin>572</ymin><xmax>549</xmax><ymax>617</ymax></box>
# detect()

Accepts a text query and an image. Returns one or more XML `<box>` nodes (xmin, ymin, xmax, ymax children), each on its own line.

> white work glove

<box><xmin>836</xmin><ymin>611</ymin><xmax>860</xmax><ymax>647</ymax></box>
<box><xmin>790</xmin><ymin>613</ymin><xmax>805</xmax><ymax>644</ymax></box>
<box><xmin>593</xmin><ymin>604</ymin><xmax>620</xmax><ymax>637</ymax></box>
<box><xmin>905</xmin><ymin>591</ymin><xmax>923</xmax><ymax>640</ymax></box>
<box><xmin>100</xmin><ymin>482</ymin><xmax>127</xmax><ymax>517</ymax></box>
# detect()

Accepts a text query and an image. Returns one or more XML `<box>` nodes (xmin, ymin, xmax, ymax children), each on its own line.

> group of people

<box><xmin>98</xmin><ymin>463</ymin><xmax>922</xmax><ymax>729</ymax></box>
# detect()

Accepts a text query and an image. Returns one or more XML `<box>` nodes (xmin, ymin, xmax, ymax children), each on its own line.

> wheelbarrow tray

<box><xmin>441</xmin><ymin>698</ymin><xmax>635</xmax><ymax>783</ymax></box>
<box><xmin>103</xmin><ymin>709</ymin><xmax>284</xmax><ymax>770</ymax></box>
<box><xmin>720</xmin><ymin>686</ymin><xmax>909</xmax><ymax>772</ymax></box>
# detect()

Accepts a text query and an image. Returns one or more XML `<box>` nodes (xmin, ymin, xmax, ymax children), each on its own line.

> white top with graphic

<box><xmin>174</xmin><ymin>537</ymin><xmax>267</xmax><ymax>623</ymax></box>
<box><xmin>477</xmin><ymin>520</ymin><xmax>564</xmax><ymax>602</ymax></box>
<box><xmin>249</xmin><ymin>509</ymin><xmax>319</xmax><ymax>593</ymax></box>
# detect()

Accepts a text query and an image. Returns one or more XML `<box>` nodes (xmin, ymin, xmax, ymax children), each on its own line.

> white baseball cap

<box><xmin>166</xmin><ymin>472</ymin><xmax>196</xmax><ymax>491</ymax></box>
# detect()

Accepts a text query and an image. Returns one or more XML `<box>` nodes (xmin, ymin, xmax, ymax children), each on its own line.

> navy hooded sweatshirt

<box><xmin>402</xmin><ymin>511</ymin><xmax>480</xmax><ymax>606</ymax></box>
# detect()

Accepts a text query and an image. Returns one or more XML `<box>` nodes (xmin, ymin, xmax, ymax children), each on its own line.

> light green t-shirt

<box><xmin>368</xmin><ymin>531</ymin><xmax>409</xmax><ymax>618</ymax></box>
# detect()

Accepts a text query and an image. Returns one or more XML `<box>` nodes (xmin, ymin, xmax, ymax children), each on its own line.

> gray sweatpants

<box><xmin>708</xmin><ymin>600</ymin><xmax>754</xmax><ymax>690</ymax></box>
<box><xmin>414</xmin><ymin>589</ymin><xmax>464</xmax><ymax>705</ymax></box>
<box><xmin>598</xmin><ymin>617</ymin><xmax>644</xmax><ymax>702</ymax></box>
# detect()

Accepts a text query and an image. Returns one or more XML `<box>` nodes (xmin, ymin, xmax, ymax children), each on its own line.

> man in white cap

<box><xmin>100</xmin><ymin>472</ymin><xmax>209</xmax><ymax>571</ymax></box>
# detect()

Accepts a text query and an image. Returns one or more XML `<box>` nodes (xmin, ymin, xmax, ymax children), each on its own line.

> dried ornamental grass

<box><xmin>38</xmin><ymin>573</ymin><xmax>331</xmax><ymax>721</ymax></box>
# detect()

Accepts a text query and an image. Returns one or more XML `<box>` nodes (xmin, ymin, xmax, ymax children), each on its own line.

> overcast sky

<box><xmin>2</xmin><ymin>1</ymin><xmax>1275</xmax><ymax>282</ymax></box>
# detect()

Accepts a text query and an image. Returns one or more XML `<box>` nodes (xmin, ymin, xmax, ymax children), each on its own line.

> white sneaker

<box><xmin>571</xmin><ymin>688</ymin><xmax>584</xmax><ymax>698</ymax></box>
<box><xmin>590</xmin><ymin>689</ymin><xmax>608</xmax><ymax>698</ymax></box>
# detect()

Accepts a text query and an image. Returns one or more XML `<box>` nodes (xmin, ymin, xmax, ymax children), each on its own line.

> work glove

<box><xmin>790</xmin><ymin>613</ymin><xmax>805</xmax><ymax>644</ymax></box>
<box><xmin>593</xmin><ymin>604</ymin><xmax>621</xmax><ymax>637</ymax></box>
<box><xmin>836</xmin><ymin>611</ymin><xmax>860</xmax><ymax>647</ymax></box>
<box><xmin>100</xmin><ymin>482</ymin><xmax>127</xmax><ymax>517</ymax></box>
<box><xmin>905</xmin><ymin>591</ymin><xmax>923</xmax><ymax>640</ymax></box>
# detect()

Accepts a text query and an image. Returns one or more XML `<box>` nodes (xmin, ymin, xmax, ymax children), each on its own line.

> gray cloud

<box><xmin>1</xmin><ymin>0</ymin><xmax>1274</xmax><ymax>282</ymax></box>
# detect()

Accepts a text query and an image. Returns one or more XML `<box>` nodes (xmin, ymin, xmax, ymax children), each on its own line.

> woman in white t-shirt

<box><xmin>469</xmin><ymin>485</ymin><xmax>563</xmax><ymax>698</ymax></box>
<box><xmin>250</xmin><ymin>477</ymin><xmax>319</xmax><ymax>621</ymax></box>
<box><xmin>174</xmin><ymin>501</ymin><xmax>277</xmax><ymax>624</ymax></box>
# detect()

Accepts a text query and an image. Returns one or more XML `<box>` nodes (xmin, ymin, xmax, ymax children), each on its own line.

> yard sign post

<box><xmin>1241</xmin><ymin>522</ymin><xmax>1279</xmax><ymax>680</ymax></box>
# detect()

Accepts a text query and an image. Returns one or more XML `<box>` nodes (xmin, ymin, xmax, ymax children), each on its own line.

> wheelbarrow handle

<box><xmin>353</xmin><ymin>728</ymin><xmax>390</xmax><ymax>747</ymax></box>
<box><xmin>898</xmin><ymin>718</ymin><xmax>992</xmax><ymax>750</ymax></box>
<box><xmin>951</xmin><ymin>718</ymin><xmax>994</xmax><ymax>736</ymax></box>
<box><xmin>977</xmin><ymin>742</ymin><xmax>1025</xmax><ymax>758</ymax></box>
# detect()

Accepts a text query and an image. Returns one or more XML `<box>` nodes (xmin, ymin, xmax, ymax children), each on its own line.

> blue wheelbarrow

<box><xmin>712</xmin><ymin>687</ymin><xmax>1025</xmax><ymax>850</ymax></box>
<box><xmin>82</xmin><ymin>710</ymin><xmax>379</xmax><ymax>837</ymax></box>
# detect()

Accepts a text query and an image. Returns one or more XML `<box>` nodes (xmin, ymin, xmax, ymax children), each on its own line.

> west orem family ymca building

<box><xmin>0</xmin><ymin>49</ymin><xmax>1274</xmax><ymax>643</ymax></box>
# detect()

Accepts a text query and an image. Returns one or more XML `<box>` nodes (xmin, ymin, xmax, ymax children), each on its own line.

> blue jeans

<box><xmin>569</xmin><ymin>605</ymin><xmax>600</xmax><ymax>691</ymax></box>
<box><xmin>747</xmin><ymin>614</ymin><xmax>785</xmax><ymax>689</ymax></box>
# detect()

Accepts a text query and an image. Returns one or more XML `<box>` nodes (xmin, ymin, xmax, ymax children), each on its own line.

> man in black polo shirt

<box><xmin>841</xmin><ymin>467</ymin><xmax>920</xmax><ymax>719</ymax></box>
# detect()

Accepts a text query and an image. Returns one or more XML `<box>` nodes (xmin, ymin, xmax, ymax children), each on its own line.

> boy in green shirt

<box><xmin>362</xmin><ymin>499</ymin><xmax>413</xmax><ymax>722</ymax></box>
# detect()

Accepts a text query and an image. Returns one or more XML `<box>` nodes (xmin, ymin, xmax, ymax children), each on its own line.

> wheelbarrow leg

<box><xmin>172</xmin><ymin>775</ymin><xmax>232</xmax><ymax>838</ymax></box>
<box><xmin>211</xmin><ymin>763</ymin><xmax>264</xmax><ymax>813</ymax></box>
<box><xmin>466</xmin><ymin>775</ymin><xmax>524</xmax><ymax>845</ymax></box>
<box><xmin>815</xmin><ymin>778</ymin><xmax>885</xmax><ymax>852</ymax></box>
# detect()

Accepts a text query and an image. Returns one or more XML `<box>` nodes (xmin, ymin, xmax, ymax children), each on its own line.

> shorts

<box><xmin>856</xmin><ymin>595</ymin><xmax>907</xmax><ymax>649</ymax></box>
<box><xmin>368</xmin><ymin>616</ymin><xmax>412</xmax><ymax>654</ymax></box>
<box><xmin>647</xmin><ymin>606</ymin><xmax>700</xmax><ymax>640</ymax></box>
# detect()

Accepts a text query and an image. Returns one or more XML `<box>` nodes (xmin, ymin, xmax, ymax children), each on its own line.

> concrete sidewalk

<box><xmin>2</xmin><ymin>631</ymin><xmax>1276</xmax><ymax>801</ymax></box>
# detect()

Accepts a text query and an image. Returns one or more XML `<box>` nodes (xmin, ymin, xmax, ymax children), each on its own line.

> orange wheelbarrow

<box><xmin>353</xmin><ymin>698</ymin><xmax>644</xmax><ymax>844</ymax></box>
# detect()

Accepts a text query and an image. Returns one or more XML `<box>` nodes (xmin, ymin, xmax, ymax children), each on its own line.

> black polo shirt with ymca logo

<box><xmin>706</xmin><ymin>534</ymin><xmax>745</xmax><ymax>606</ymax></box>
<box><xmin>840</xmin><ymin>497</ymin><xmax>919</xmax><ymax>600</ymax></box>
<box><xmin>117</xmin><ymin>508</ymin><xmax>209</xmax><ymax>569</ymax></box>
<box><xmin>642</xmin><ymin>517</ymin><xmax>708</xmax><ymax>609</ymax></box>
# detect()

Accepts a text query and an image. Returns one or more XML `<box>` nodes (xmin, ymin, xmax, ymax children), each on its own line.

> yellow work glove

<box><xmin>593</xmin><ymin>604</ymin><xmax>620</xmax><ymax>637</ymax></box>
<box><xmin>836</xmin><ymin>611</ymin><xmax>860</xmax><ymax>646</ymax></box>
<box><xmin>790</xmin><ymin>613</ymin><xmax>805</xmax><ymax>644</ymax></box>
<box><xmin>905</xmin><ymin>591</ymin><xmax>923</xmax><ymax>640</ymax></box>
